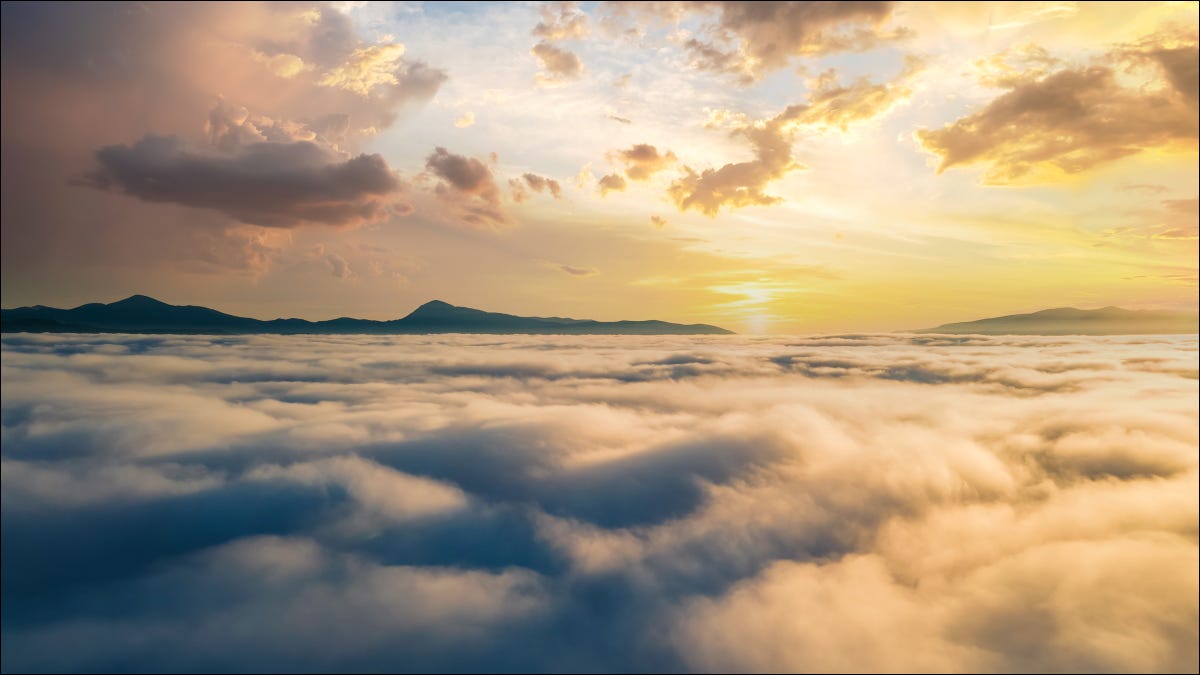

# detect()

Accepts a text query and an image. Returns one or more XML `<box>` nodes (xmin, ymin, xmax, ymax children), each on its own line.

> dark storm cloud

<box><xmin>84</xmin><ymin>136</ymin><xmax>401</xmax><ymax>228</ymax></box>
<box><xmin>1</xmin><ymin>333</ymin><xmax>1196</xmax><ymax>672</ymax></box>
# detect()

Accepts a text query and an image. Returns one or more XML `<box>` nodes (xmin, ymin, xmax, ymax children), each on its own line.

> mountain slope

<box><xmin>916</xmin><ymin>306</ymin><xmax>1199</xmax><ymax>335</ymax></box>
<box><xmin>1</xmin><ymin>297</ymin><xmax>732</xmax><ymax>335</ymax></box>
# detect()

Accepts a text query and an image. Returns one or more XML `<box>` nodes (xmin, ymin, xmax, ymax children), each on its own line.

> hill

<box><xmin>916</xmin><ymin>306</ymin><xmax>1199</xmax><ymax>335</ymax></box>
<box><xmin>1</xmin><ymin>296</ymin><xmax>733</xmax><ymax>335</ymax></box>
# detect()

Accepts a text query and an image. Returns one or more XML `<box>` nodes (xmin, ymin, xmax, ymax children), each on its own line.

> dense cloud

<box><xmin>533</xmin><ymin>2</ymin><xmax>590</xmax><ymax>41</ymax></box>
<box><xmin>598</xmin><ymin>173</ymin><xmax>628</xmax><ymax>195</ymax></box>
<box><xmin>532</xmin><ymin>41</ymin><xmax>585</xmax><ymax>83</ymax></box>
<box><xmin>611</xmin><ymin>144</ymin><xmax>677</xmax><ymax>181</ymax></box>
<box><xmin>1</xmin><ymin>2</ymin><xmax>444</xmax><ymax>273</ymax></box>
<box><xmin>610</xmin><ymin>1</ymin><xmax>900</xmax><ymax>83</ymax></box>
<box><xmin>85</xmin><ymin>136</ymin><xmax>402</xmax><ymax>228</ymax></box>
<box><xmin>2</xmin><ymin>332</ymin><xmax>1196</xmax><ymax>672</ymax></box>
<box><xmin>530</xmin><ymin>2</ymin><xmax>587</xmax><ymax>86</ymax></box>
<box><xmin>425</xmin><ymin>147</ymin><xmax>510</xmax><ymax>228</ymax></box>
<box><xmin>918</xmin><ymin>33</ymin><xmax>1199</xmax><ymax>184</ymax></box>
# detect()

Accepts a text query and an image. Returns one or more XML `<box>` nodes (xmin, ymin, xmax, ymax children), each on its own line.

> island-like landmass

<box><xmin>0</xmin><ymin>295</ymin><xmax>732</xmax><ymax>335</ymax></box>
<box><xmin>916</xmin><ymin>306</ymin><xmax>1199</xmax><ymax>335</ymax></box>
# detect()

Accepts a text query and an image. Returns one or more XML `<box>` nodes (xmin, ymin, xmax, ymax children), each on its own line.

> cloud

<box><xmin>1</xmin><ymin>332</ymin><xmax>1197</xmax><ymax>671</ymax></box>
<box><xmin>792</xmin><ymin>56</ymin><xmax>924</xmax><ymax>131</ymax></box>
<box><xmin>83</xmin><ymin>135</ymin><xmax>402</xmax><ymax>229</ymax></box>
<box><xmin>324</xmin><ymin>251</ymin><xmax>354</xmax><ymax>279</ymax></box>
<box><xmin>556</xmin><ymin>264</ymin><xmax>598</xmax><ymax>277</ymax></box>
<box><xmin>531</xmin><ymin>41</ymin><xmax>584</xmax><ymax>83</ymax></box>
<box><xmin>667</xmin><ymin>106</ymin><xmax>801</xmax><ymax>215</ymax></box>
<box><xmin>659</xmin><ymin>1</ymin><xmax>901</xmax><ymax>83</ymax></box>
<box><xmin>532</xmin><ymin>1</ymin><xmax>589</xmax><ymax>41</ymax></box>
<box><xmin>1</xmin><ymin>2</ymin><xmax>445</xmax><ymax>272</ymax></box>
<box><xmin>611</xmin><ymin>143</ymin><xmax>677</xmax><ymax>181</ymax></box>
<box><xmin>318</xmin><ymin>43</ymin><xmax>408</xmax><ymax>96</ymax></box>
<box><xmin>455</xmin><ymin>112</ymin><xmax>476</xmax><ymax>128</ymax></box>
<box><xmin>607</xmin><ymin>114</ymin><xmax>633</xmax><ymax>124</ymax></box>
<box><xmin>425</xmin><ymin>147</ymin><xmax>510</xmax><ymax>228</ymax></box>
<box><xmin>670</xmin><ymin>62</ymin><xmax>919</xmax><ymax>216</ymax></box>
<box><xmin>917</xmin><ymin>34</ymin><xmax>1199</xmax><ymax>184</ymax></box>
<box><xmin>511</xmin><ymin>173</ymin><xmax>563</xmax><ymax>203</ymax></box>
<box><xmin>598</xmin><ymin>173</ymin><xmax>627</xmax><ymax>195</ymax></box>
<box><xmin>650</xmin><ymin>215</ymin><xmax>668</xmax><ymax>228</ymax></box>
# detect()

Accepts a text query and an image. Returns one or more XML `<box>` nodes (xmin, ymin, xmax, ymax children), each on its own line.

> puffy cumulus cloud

<box><xmin>532</xmin><ymin>1</ymin><xmax>590</xmax><ymax>41</ymax></box>
<box><xmin>0</xmin><ymin>2</ymin><xmax>444</xmax><ymax>273</ymax></box>
<box><xmin>84</xmin><ymin>135</ymin><xmax>403</xmax><ymax>228</ymax></box>
<box><xmin>509</xmin><ymin>173</ymin><xmax>563</xmax><ymax>203</ymax></box>
<box><xmin>530</xmin><ymin>2</ymin><xmax>587</xmax><ymax>86</ymax></box>
<box><xmin>614</xmin><ymin>0</ymin><xmax>901</xmax><ymax>84</ymax></box>
<box><xmin>425</xmin><ymin>147</ymin><xmax>510</xmax><ymax>228</ymax></box>
<box><xmin>611</xmin><ymin>143</ymin><xmax>678</xmax><ymax>181</ymax></box>
<box><xmin>668</xmin><ymin>106</ymin><xmax>802</xmax><ymax>215</ymax></box>
<box><xmin>1</xmin><ymin>332</ymin><xmax>1196</xmax><ymax>672</ymax></box>
<box><xmin>598</xmin><ymin>172</ymin><xmax>628</xmax><ymax>195</ymax></box>
<box><xmin>918</xmin><ymin>32</ymin><xmax>1199</xmax><ymax>185</ymax></box>
<box><xmin>670</xmin><ymin>62</ymin><xmax>919</xmax><ymax>216</ymax></box>
<box><xmin>531</xmin><ymin>40</ymin><xmax>584</xmax><ymax>84</ymax></box>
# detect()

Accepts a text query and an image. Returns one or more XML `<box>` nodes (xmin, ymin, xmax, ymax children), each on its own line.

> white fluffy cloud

<box><xmin>1</xmin><ymin>332</ymin><xmax>1196</xmax><ymax>671</ymax></box>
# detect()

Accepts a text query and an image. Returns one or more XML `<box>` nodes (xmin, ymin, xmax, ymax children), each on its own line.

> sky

<box><xmin>1</xmin><ymin>1</ymin><xmax>1196</xmax><ymax>334</ymax></box>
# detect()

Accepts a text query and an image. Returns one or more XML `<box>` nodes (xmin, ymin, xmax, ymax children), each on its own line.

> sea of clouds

<box><xmin>1</xmin><ymin>332</ymin><xmax>1197</xmax><ymax>672</ymax></box>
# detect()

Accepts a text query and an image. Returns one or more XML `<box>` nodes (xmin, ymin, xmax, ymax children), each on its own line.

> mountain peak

<box><xmin>110</xmin><ymin>294</ymin><xmax>170</xmax><ymax>308</ymax></box>
<box><xmin>418</xmin><ymin>300</ymin><xmax>456</xmax><ymax>309</ymax></box>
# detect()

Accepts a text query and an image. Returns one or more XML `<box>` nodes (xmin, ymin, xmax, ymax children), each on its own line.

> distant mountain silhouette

<box><xmin>1</xmin><ymin>296</ymin><xmax>732</xmax><ymax>335</ymax></box>
<box><xmin>916</xmin><ymin>306</ymin><xmax>1199</xmax><ymax>335</ymax></box>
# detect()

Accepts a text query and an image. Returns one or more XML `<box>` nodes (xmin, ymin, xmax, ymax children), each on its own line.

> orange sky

<box><xmin>1</xmin><ymin>1</ymin><xmax>1196</xmax><ymax>333</ymax></box>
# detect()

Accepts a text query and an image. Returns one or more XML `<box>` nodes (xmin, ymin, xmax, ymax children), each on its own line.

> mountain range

<box><xmin>0</xmin><ymin>295</ymin><xmax>733</xmax><ymax>335</ymax></box>
<box><xmin>916</xmin><ymin>306</ymin><xmax>1199</xmax><ymax>335</ymax></box>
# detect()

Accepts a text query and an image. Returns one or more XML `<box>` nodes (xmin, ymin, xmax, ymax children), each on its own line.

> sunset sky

<box><xmin>1</xmin><ymin>1</ymin><xmax>1196</xmax><ymax>334</ymax></box>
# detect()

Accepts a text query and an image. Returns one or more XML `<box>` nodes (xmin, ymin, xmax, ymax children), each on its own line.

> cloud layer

<box><xmin>2</xmin><ymin>332</ymin><xmax>1196</xmax><ymax>672</ymax></box>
